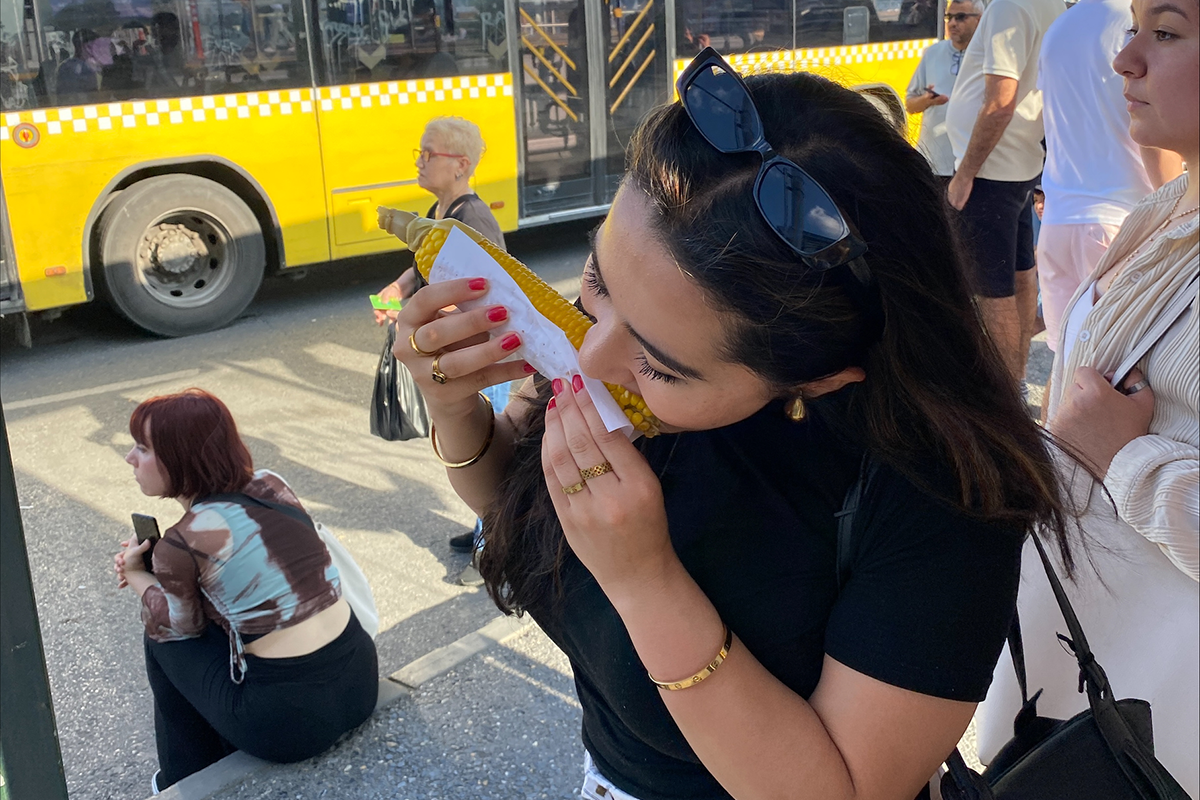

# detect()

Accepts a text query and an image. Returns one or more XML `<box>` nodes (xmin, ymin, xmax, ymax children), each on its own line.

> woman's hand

<box><xmin>541</xmin><ymin>375</ymin><xmax>677</xmax><ymax>602</ymax></box>
<box><xmin>394</xmin><ymin>277</ymin><xmax>534</xmax><ymax>421</ymax></box>
<box><xmin>114</xmin><ymin>536</ymin><xmax>150</xmax><ymax>590</ymax></box>
<box><xmin>1051</xmin><ymin>366</ymin><xmax>1155</xmax><ymax>477</ymax></box>
<box><xmin>372</xmin><ymin>269</ymin><xmax>420</xmax><ymax>325</ymax></box>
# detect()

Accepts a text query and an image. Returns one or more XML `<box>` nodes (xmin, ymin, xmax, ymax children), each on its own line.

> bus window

<box><xmin>8</xmin><ymin>0</ymin><xmax>313</xmax><ymax>109</ymax></box>
<box><xmin>316</xmin><ymin>0</ymin><xmax>507</xmax><ymax>86</ymax></box>
<box><xmin>1</xmin><ymin>0</ymin><xmax>42</xmax><ymax>110</ymax></box>
<box><xmin>676</xmin><ymin>0</ymin><xmax>791</xmax><ymax>56</ymax></box>
<box><xmin>673</xmin><ymin>0</ymin><xmax>938</xmax><ymax>55</ymax></box>
<box><xmin>795</xmin><ymin>0</ymin><xmax>937</xmax><ymax>47</ymax></box>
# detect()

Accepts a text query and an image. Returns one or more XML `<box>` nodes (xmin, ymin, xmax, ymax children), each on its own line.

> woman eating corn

<box><xmin>388</xmin><ymin>49</ymin><xmax>1082</xmax><ymax>800</ymax></box>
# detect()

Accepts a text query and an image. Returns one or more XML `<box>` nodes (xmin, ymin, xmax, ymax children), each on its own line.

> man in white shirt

<box><xmin>944</xmin><ymin>0</ymin><xmax>1063</xmax><ymax>381</ymax></box>
<box><xmin>1036</xmin><ymin>0</ymin><xmax>1182</xmax><ymax>358</ymax></box>
<box><xmin>905</xmin><ymin>0</ymin><xmax>982</xmax><ymax>178</ymax></box>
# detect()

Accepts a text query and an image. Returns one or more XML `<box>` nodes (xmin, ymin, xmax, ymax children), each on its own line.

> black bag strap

<box><xmin>1026</xmin><ymin>535</ymin><xmax>1189</xmax><ymax>799</ymax></box>
<box><xmin>1007</xmin><ymin>611</ymin><xmax>1030</xmax><ymax>706</ymax></box>
<box><xmin>834</xmin><ymin>454</ymin><xmax>874</xmax><ymax>592</ymax></box>
<box><xmin>200</xmin><ymin>492</ymin><xmax>317</xmax><ymax>533</ymax></box>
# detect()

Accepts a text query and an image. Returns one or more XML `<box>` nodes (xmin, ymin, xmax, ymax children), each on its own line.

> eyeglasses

<box><xmin>413</xmin><ymin>149</ymin><xmax>465</xmax><ymax>165</ymax></box>
<box><xmin>675</xmin><ymin>47</ymin><xmax>869</xmax><ymax>276</ymax></box>
<box><xmin>944</xmin><ymin>12</ymin><xmax>980</xmax><ymax>21</ymax></box>
<box><xmin>950</xmin><ymin>48</ymin><xmax>964</xmax><ymax>76</ymax></box>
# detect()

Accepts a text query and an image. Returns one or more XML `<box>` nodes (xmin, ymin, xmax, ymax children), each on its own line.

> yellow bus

<box><xmin>0</xmin><ymin>0</ymin><xmax>938</xmax><ymax>336</ymax></box>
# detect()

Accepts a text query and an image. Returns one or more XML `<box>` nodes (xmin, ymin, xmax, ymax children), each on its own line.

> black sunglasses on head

<box><xmin>675</xmin><ymin>47</ymin><xmax>870</xmax><ymax>280</ymax></box>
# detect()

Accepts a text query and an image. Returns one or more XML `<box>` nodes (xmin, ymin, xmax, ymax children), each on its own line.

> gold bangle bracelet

<box><xmin>430</xmin><ymin>392</ymin><xmax>495</xmax><ymax>469</ymax></box>
<box><xmin>648</xmin><ymin>624</ymin><xmax>733</xmax><ymax>691</ymax></box>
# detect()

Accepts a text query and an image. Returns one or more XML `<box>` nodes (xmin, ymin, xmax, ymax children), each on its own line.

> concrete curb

<box><xmin>145</xmin><ymin>614</ymin><xmax>533</xmax><ymax>800</ymax></box>
<box><xmin>390</xmin><ymin>615</ymin><xmax>531</xmax><ymax>688</ymax></box>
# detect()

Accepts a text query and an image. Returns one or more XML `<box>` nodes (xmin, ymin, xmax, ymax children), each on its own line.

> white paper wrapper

<box><xmin>428</xmin><ymin>227</ymin><xmax>634</xmax><ymax>438</ymax></box>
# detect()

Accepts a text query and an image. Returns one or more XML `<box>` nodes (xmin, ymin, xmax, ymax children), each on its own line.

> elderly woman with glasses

<box><xmin>388</xmin><ymin>51</ymin><xmax>1083</xmax><ymax>800</ymax></box>
<box><xmin>373</xmin><ymin>116</ymin><xmax>506</xmax><ymax>324</ymax></box>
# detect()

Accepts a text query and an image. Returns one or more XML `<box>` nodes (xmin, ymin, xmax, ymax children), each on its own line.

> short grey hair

<box><xmin>948</xmin><ymin>0</ymin><xmax>986</xmax><ymax>12</ymax></box>
<box><xmin>423</xmin><ymin>116</ymin><xmax>487</xmax><ymax>175</ymax></box>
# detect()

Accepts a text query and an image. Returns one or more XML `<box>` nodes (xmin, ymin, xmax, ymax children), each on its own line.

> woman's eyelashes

<box><xmin>583</xmin><ymin>257</ymin><xmax>678</xmax><ymax>385</ymax></box>
<box><xmin>583</xmin><ymin>259</ymin><xmax>609</xmax><ymax>298</ymax></box>
<box><xmin>636</xmin><ymin>353</ymin><xmax>680</xmax><ymax>384</ymax></box>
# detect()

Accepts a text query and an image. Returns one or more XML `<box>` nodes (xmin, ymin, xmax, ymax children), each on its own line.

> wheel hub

<box><xmin>139</xmin><ymin>224</ymin><xmax>209</xmax><ymax>278</ymax></box>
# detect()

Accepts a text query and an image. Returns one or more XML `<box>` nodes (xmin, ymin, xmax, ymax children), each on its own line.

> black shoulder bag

<box><xmin>836</xmin><ymin>461</ymin><xmax>1189</xmax><ymax>800</ymax></box>
<box><xmin>369</xmin><ymin>322</ymin><xmax>432</xmax><ymax>442</ymax></box>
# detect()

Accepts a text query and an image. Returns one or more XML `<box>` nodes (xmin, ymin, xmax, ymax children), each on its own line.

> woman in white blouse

<box><xmin>978</xmin><ymin>2</ymin><xmax>1198</xmax><ymax>793</ymax></box>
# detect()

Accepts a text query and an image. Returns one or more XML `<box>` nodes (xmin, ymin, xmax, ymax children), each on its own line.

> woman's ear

<box><xmin>799</xmin><ymin>367</ymin><xmax>866</xmax><ymax>399</ymax></box>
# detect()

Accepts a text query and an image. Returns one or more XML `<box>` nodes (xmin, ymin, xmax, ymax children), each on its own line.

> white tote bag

<box><xmin>315</xmin><ymin>522</ymin><xmax>379</xmax><ymax>639</ymax></box>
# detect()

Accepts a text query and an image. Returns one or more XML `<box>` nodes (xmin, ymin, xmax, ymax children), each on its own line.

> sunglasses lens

<box><xmin>757</xmin><ymin>162</ymin><xmax>849</xmax><ymax>257</ymax></box>
<box><xmin>683</xmin><ymin>63</ymin><xmax>763</xmax><ymax>152</ymax></box>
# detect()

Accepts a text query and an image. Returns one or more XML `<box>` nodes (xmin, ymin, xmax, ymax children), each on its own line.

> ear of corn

<box><xmin>379</xmin><ymin>207</ymin><xmax>660</xmax><ymax>436</ymax></box>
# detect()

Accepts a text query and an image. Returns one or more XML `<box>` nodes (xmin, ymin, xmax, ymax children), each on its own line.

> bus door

<box><xmin>514</xmin><ymin>0</ymin><xmax>669</xmax><ymax>219</ymax></box>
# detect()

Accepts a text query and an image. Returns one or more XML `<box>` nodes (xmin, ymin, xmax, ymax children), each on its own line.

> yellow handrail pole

<box><xmin>611</xmin><ymin>50</ymin><xmax>656</xmax><ymax>113</ymax></box>
<box><xmin>608</xmin><ymin>0</ymin><xmax>654</xmax><ymax>63</ymax></box>
<box><xmin>609</xmin><ymin>23</ymin><xmax>655</xmax><ymax>88</ymax></box>
<box><xmin>519</xmin><ymin>8</ymin><xmax>576</xmax><ymax>71</ymax></box>
<box><xmin>524</xmin><ymin>63</ymin><xmax>580</xmax><ymax>122</ymax></box>
<box><xmin>522</xmin><ymin>35</ymin><xmax>578</xmax><ymax>96</ymax></box>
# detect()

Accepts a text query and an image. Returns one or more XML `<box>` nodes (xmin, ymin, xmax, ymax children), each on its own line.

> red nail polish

<box><xmin>552</xmin><ymin>378</ymin><xmax>564</xmax><ymax>395</ymax></box>
<box><xmin>548</xmin><ymin>398</ymin><xmax>557</xmax><ymax>410</ymax></box>
<box><xmin>572</xmin><ymin>374</ymin><xmax>584</xmax><ymax>393</ymax></box>
<box><xmin>487</xmin><ymin>306</ymin><xmax>508</xmax><ymax>322</ymax></box>
<box><xmin>523</xmin><ymin>363</ymin><xmax>537</xmax><ymax>374</ymax></box>
<box><xmin>500</xmin><ymin>333</ymin><xmax>521</xmax><ymax>351</ymax></box>
<box><xmin>468</xmin><ymin>278</ymin><xmax>487</xmax><ymax>291</ymax></box>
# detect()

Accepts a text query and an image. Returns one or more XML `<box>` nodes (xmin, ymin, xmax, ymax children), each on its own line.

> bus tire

<box><xmin>96</xmin><ymin>174</ymin><xmax>266</xmax><ymax>337</ymax></box>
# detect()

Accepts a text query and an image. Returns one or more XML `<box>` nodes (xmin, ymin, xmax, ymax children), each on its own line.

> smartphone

<box><xmin>131</xmin><ymin>513</ymin><xmax>161</xmax><ymax>572</ymax></box>
<box><xmin>369</xmin><ymin>294</ymin><xmax>404</xmax><ymax>311</ymax></box>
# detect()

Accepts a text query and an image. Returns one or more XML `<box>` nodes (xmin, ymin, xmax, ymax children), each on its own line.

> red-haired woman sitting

<box><xmin>112</xmin><ymin>389</ymin><xmax>378</xmax><ymax>793</ymax></box>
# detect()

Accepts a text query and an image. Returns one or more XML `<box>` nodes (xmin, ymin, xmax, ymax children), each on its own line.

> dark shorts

<box><xmin>956</xmin><ymin>176</ymin><xmax>1038</xmax><ymax>298</ymax></box>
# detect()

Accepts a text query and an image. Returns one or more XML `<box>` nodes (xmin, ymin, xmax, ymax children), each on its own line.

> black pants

<box><xmin>144</xmin><ymin>612</ymin><xmax>378</xmax><ymax>789</ymax></box>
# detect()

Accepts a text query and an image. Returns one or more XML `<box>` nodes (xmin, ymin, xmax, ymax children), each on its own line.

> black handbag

<box><xmin>938</xmin><ymin>535</ymin><xmax>1190</xmax><ymax>800</ymax></box>
<box><xmin>835</xmin><ymin>460</ymin><xmax>1189</xmax><ymax>800</ymax></box>
<box><xmin>369</xmin><ymin>322</ymin><xmax>431</xmax><ymax>442</ymax></box>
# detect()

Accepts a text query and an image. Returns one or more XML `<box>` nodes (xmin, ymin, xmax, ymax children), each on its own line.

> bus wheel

<box><xmin>96</xmin><ymin>174</ymin><xmax>266</xmax><ymax>337</ymax></box>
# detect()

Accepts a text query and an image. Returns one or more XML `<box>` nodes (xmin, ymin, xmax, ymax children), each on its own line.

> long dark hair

<box><xmin>481</xmin><ymin>71</ymin><xmax>1079</xmax><ymax>615</ymax></box>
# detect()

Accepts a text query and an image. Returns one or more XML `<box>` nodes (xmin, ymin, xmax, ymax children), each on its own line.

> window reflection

<box><xmin>674</xmin><ymin>0</ymin><xmax>937</xmax><ymax>54</ymax></box>
<box><xmin>0</xmin><ymin>0</ymin><xmax>312</xmax><ymax>109</ymax></box>
<box><xmin>317</xmin><ymin>0</ymin><xmax>508</xmax><ymax>85</ymax></box>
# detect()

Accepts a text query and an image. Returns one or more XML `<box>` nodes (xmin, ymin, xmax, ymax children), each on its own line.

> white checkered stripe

<box><xmin>673</xmin><ymin>38</ymin><xmax>937</xmax><ymax>77</ymax></box>
<box><xmin>0</xmin><ymin>89</ymin><xmax>314</xmax><ymax>140</ymax></box>
<box><xmin>0</xmin><ymin>74</ymin><xmax>513</xmax><ymax>141</ymax></box>
<box><xmin>316</xmin><ymin>74</ymin><xmax>512</xmax><ymax>112</ymax></box>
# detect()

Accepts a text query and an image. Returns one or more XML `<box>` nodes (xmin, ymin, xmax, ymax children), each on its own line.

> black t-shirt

<box><xmin>527</xmin><ymin>401</ymin><xmax>1023</xmax><ymax>800</ymax></box>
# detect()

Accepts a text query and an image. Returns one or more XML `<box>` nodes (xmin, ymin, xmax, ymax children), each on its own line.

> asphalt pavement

<box><xmin>0</xmin><ymin>220</ymin><xmax>594</xmax><ymax>800</ymax></box>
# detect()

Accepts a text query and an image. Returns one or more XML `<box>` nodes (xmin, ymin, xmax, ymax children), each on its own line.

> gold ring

<box><xmin>579</xmin><ymin>462</ymin><xmax>613</xmax><ymax>481</ymax></box>
<box><xmin>431</xmin><ymin>354</ymin><xmax>449</xmax><ymax>384</ymax></box>
<box><xmin>409</xmin><ymin>330</ymin><xmax>439</xmax><ymax>357</ymax></box>
<box><xmin>562</xmin><ymin>481</ymin><xmax>586</xmax><ymax>495</ymax></box>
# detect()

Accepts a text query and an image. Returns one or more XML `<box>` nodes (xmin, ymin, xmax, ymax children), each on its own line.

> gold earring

<box><xmin>785</xmin><ymin>396</ymin><xmax>806</xmax><ymax>422</ymax></box>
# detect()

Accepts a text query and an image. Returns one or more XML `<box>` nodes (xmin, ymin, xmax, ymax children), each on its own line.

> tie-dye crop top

<box><xmin>140</xmin><ymin>470</ymin><xmax>341</xmax><ymax>682</ymax></box>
